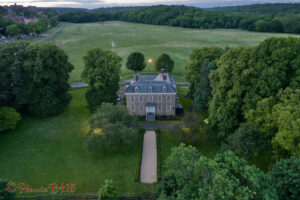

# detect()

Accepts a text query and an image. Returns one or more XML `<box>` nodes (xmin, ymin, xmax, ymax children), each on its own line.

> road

<box><xmin>34</xmin><ymin>24</ymin><xmax>67</xmax><ymax>43</ymax></box>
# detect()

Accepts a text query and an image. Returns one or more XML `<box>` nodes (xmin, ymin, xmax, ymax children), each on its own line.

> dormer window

<box><xmin>149</xmin><ymin>86</ymin><xmax>152</xmax><ymax>93</ymax></box>
<box><xmin>163</xmin><ymin>86</ymin><xmax>166</xmax><ymax>93</ymax></box>
<box><xmin>135</xmin><ymin>87</ymin><xmax>138</xmax><ymax>93</ymax></box>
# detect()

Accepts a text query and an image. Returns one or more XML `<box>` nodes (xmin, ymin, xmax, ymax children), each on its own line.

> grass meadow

<box><xmin>0</xmin><ymin>88</ymin><xmax>155</xmax><ymax>194</ymax></box>
<box><xmin>49</xmin><ymin>21</ymin><xmax>299</xmax><ymax>82</ymax></box>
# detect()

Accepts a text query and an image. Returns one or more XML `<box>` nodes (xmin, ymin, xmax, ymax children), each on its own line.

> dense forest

<box><xmin>57</xmin><ymin>4</ymin><xmax>300</xmax><ymax>34</ymax></box>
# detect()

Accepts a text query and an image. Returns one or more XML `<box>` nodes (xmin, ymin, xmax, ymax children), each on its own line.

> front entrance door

<box><xmin>146</xmin><ymin>103</ymin><xmax>156</xmax><ymax>121</ymax></box>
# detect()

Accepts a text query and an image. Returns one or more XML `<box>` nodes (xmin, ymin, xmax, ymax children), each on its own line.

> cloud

<box><xmin>1</xmin><ymin>0</ymin><xmax>300</xmax><ymax>9</ymax></box>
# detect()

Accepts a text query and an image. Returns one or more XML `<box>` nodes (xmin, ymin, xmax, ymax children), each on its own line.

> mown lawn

<box><xmin>0</xmin><ymin>88</ymin><xmax>155</xmax><ymax>195</ymax></box>
<box><xmin>48</xmin><ymin>21</ymin><xmax>299</xmax><ymax>82</ymax></box>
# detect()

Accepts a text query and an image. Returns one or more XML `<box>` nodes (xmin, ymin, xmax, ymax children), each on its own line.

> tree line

<box><xmin>185</xmin><ymin>37</ymin><xmax>300</xmax><ymax>162</ymax></box>
<box><xmin>57</xmin><ymin>4</ymin><xmax>300</xmax><ymax>34</ymax></box>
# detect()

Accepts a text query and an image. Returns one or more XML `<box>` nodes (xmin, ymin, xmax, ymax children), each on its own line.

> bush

<box><xmin>0</xmin><ymin>180</ymin><xmax>15</xmax><ymax>200</ymax></box>
<box><xmin>85</xmin><ymin>104</ymin><xmax>138</xmax><ymax>154</ymax></box>
<box><xmin>97</xmin><ymin>180</ymin><xmax>117</xmax><ymax>200</ymax></box>
<box><xmin>0</xmin><ymin>107</ymin><xmax>21</xmax><ymax>132</ymax></box>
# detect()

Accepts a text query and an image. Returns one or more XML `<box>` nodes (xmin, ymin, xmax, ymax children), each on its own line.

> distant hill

<box><xmin>208</xmin><ymin>3</ymin><xmax>300</xmax><ymax>14</ymax></box>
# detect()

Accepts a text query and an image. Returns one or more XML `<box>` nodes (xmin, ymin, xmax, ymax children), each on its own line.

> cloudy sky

<box><xmin>0</xmin><ymin>0</ymin><xmax>299</xmax><ymax>9</ymax></box>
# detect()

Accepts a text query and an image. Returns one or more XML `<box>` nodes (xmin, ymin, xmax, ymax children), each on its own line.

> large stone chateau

<box><xmin>125</xmin><ymin>69</ymin><xmax>181</xmax><ymax>121</ymax></box>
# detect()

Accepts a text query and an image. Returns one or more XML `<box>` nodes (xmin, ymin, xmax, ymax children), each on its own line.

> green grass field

<box><xmin>0</xmin><ymin>88</ymin><xmax>155</xmax><ymax>194</ymax></box>
<box><xmin>49</xmin><ymin>21</ymin><xmax>299</xmax><ymax>82</ymax></box>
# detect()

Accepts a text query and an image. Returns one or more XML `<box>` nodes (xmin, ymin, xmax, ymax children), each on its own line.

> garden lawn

<box><xmin>48</xmin><ymin>21</ymin><xmax>299</xmax><ymax>82</ymax></box>
<box><xmin>0</xmin><ymin>88</ymin><xmax>155</xmax><ymax>195</ymax></box>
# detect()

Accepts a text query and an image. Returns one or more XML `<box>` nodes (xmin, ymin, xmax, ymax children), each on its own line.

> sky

<box><xmin>0</xmin><ymin>0</ymin><xmax>300</xmax><ymax>9</ymax></box>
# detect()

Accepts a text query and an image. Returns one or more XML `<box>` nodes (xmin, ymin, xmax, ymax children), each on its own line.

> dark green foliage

<box><xmin>193</xmin><ymin>60</ymin><xmax>215</xmax><ymax>112</ymax></box>
<box><xmin>0</xmin><ymin>41</ymin><xmax>29</xmax><ymax>108</ymax></box>
<box><xmin>246</xmin><ymin>88</ymin><xmax>300</xmax><ymax>155</ymax></box>
<box><xmin>0</xmin><ymin>107</ymin><xmax>21</xmax><ymax>132</ymax></box>
<box><xmin>97</xmin><ymin>180</ymin><xmax>117</xmax><ymax>200</ymax></box>
<box><xmin>155</xmin><ymin>53</ymin><xmax>174</xmax><ymax>73</ymax></box>
<box><xmin>159</xmin><ymin>144</ymin><xmax>277</xmax><ymax>200</ymax></box>
<box><xmin>209</xmin><ymin>47</ymin><xmax>257</xmax><ymax>138</ymax></box>
<box><xmin>270</xmin><ymin>156</ymin><xmax>300</xmax><ymax>200</ymax></box>
<box><xmin>0</xmin><ymin>180</ymin><xmax>15</xmax><ymax>200</ymax></box>
<box><xmin>126</xmin><ymin>52</ymin><xmax>146</xmax><ymax>73</ymax></box>
<box><xmin>85</xmin><ymin>103</ymin><xmax>138</xmax><ymax>153</ymax></box>
<box><xmin>24</xmin><ymin>42</ymin><xmax>73</xmax><ymax>117</ymax></box>
<box><xmin>185</xmin><ymin>47</ymin><xmax>224</xmax><ymax>96</ymax></box>
<box><xmin>221</xmin><ymin>123</ymin><xmax>266</xmax><ymax>159</ymax></box>
<box><xmin>156</xmin><ymin>129</ymin><xmax>162</xmax><ymax>181</ymax></box>
<box><xmin>82</xmin><ymin>47</ymin><xmax>121</xmax><ymax>113</ymax></box>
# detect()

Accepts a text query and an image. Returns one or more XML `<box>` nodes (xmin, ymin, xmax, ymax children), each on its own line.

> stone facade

<box><xmin>126</xmin><ymin>93</ymin><xmax>176</xmax><ymax>116</ymax></box>
<box><xmin>125</xmin><ymin>70</ymin><xmax>177</xmax><ymax>120</ymax></box>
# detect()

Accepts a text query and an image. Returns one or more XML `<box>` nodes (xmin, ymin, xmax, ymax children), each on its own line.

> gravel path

<box><xmin>140</xmin><ymin>131</ymin><xmax>157</xmax><ymax>183</ymax></box>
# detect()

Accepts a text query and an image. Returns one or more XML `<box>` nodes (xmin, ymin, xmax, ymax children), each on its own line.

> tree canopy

<box><xmin>270</xmin><ymin>156</ymin><xmax>300</xmax><ymax>200</ymax></box>
<box><xmin>82</xmin><ymin>48</ymin><xmax>122</xmax><ymax>112</ymax></box>
<box><xmin>155</xmin><ymin>53</ymin><xmax>174</xmax><ymax>73</ymax></box>
<box><xmin>126</xmin><ymin>52</ymin><xmax>146</xmax><ymax>73</ymax></box>
<box><xmin>185</xmin><ymin>47</ymin><xmax>224</xmax><ymax>96</ymax></box>
<box><xmin>85</xmin><ymin>103</ymin><xmax>138</xmax><ymax>153</ymax></box>
<box><xmin>159</xmin><ymin>144</ymin><xmax>277</xmax><ymax>200</ymax></box>
<box><xmin>24</xmin><ymin>42</ymin><xmax>74</xmax><ymax>117</ymax></box>
<box><xmin>246</xmin><ymin>88</ymin><xmax>300</xmax><ymax>155</ymax></box>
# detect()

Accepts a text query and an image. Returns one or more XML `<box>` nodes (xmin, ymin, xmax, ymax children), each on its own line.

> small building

<box><xmin>125</xmin><ymin>69</ymin><xmax>182</xmax><ymax>121</ymax></box>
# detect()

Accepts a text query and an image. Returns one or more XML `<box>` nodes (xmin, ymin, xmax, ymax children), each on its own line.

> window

<box><xmin>149</xmin><ymin>87</ymin><xmax>152</xmax><ymax>93</ymax></box>
<box><xmin>131</xmin><ymin>96</ymin><xmax>134</xmax><ymax>102</ymax></box>
<box><xmin>140</xmin><ymin>106</ymin><xmax>143</xmax><ymax>111</ymax></box>
<box><xmin>132</xmin><ymin>105</ymin><xmax>135</xmax><ymax>111</ymax></box>
<box><xmin>148</xmin><ymin>96</ymin><xmax>153</xmax><ymax>102</ymax></box>
<box><xmin>159</xmin><ymin>96</ymin><xmax>162</xmax><ymax>102</ymax></box>
<box><xmin>169</xmin><ymin>105</ymin><xmax>172</xmax><ymax>110</ymax></box>
<box><xmin>135</xmin><ymin>87</ymin><xmax>138</xmax><ymax>93</ymax></box>
<box><xmin>159</xmin><ymin>104</ymin><xmax>162</xmax><ymax>111</ymax></box>
<box><xmin>167</xmin><ymin>96</ymin><xmax>171</xmax><ymax>102</ymax></box>
<box><xmin>163</xmin><ymin>86</ymin><xmax>166</xmax><ymax>92</ymax></box>
<box><xmin>139</xmin><ymin>96</ymin><xmax>143</xmax><ymax>102</ymax></box>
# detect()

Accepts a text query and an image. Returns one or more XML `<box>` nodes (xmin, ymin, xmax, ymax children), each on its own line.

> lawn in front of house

<box><xmin>0</xmin><ymin>88</ymin><xmax>155</xmax><ymax>194</ymax></box>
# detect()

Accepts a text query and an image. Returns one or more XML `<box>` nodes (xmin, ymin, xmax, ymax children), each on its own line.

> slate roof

<box><xmin>125</xmin><ymin>73</ymin><xmax>177</xmax><ymax>94</ymax></box>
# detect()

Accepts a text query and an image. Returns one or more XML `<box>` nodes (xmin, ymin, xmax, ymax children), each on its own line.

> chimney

<box><xmin>135</xmin><ymin>74</ymin><xmax>139</xmax><ymax>81</ymax></box>
<box><xmin>163</xmin><ymin>74</ymin><xmax>167</xmax><ymax>80</ymax></box>
<box><xmin>160</xmin><ymin>68</ymin><xmax>165</xmax><ymax>74</ymax></box>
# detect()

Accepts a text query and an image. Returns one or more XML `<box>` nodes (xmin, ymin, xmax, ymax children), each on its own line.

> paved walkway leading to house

<box><xmin>140</xmin><ymin>131</ymin><xmax>157</xmax><ymax>183</ymax></box>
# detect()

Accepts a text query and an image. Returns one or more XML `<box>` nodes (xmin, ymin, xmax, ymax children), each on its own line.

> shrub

<box><xmin>97</xmin><ymin>180</ymin><xmax>117</xmax><ymax>200</ymax></box>
<box><xmin>0</xmin><ymin>107</ymin><xmax>21</xmax><ymax>132</ymax></box>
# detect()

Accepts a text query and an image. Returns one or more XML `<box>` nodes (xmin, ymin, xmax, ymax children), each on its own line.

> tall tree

<box><xmin>184</xmin><ymin>47</ymin><xmax>224</xmax><ymax>96</ymax></box>
<box><xmin>0</xmin><ymin>41</ymin><xmax>29</xmax><ymax>108</ymax></box>
<box><xmin>270</xmin><ymin>156</ymin><xmax>300</xmax><ymax>200</ymax></box>
<box><xmin>208</xmin><ymin>47</ymin><xmax>257</xmax><ymax>138</ymax></box>
<box><xmin>193</xmin><ymin>59</ymin><xmax>215</xmax><ymax>112</ymax></box>
<box><xmin>155</xmin><ymin>53</ymin><xmax>174</xmax><ymax>73</ymax></box>
<box><xmin>126</xmin><ymin>52</ymin><xmax>146</xmax><ymax>73</ymax></box>
<box><xmin>82</xmin><ymin>48</ymin><xmax>122</xmax><ymax>112</ymax></box>
<box><xmin>24</xmin><ymin>42</ymin><xmax>73</xmax><ymax>117</ymax></box>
